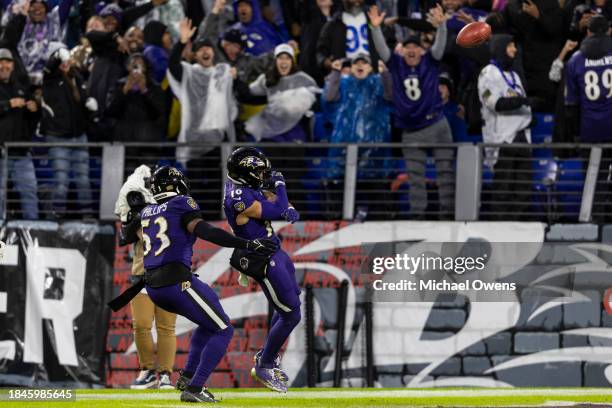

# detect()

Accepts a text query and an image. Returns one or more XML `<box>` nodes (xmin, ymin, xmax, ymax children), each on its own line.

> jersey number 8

<box><xmin>404</xmin><ymin>78</ymin><xmax>422</xmax><ymax>101</ymax></box>
<box><xmin>584</xmin><ymin>69</ymin><xmax>612</xmax><ymax>101</ymax></box>
<box><xmin>142</xmin><ymin>217</ymin><xmax>171</xmax><ymax>256</ymax></box>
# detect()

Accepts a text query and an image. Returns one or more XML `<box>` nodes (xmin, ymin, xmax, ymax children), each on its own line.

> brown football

<box><xmin>456</xmin><ymin>21</ymin><xmax>492</xmax><ymax>48</ymax></box>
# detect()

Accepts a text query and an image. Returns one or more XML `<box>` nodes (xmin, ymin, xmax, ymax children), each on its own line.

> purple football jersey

<box><xmin>565</xmin><ymin>49</ymin><xmax>612</xmax><ymax>142</ymax></box>
<box><xmin>388</xmin><ymin>52</ymin><xmax>444</xmax><ymax>131</ymax></box>
<box><xmin>223</xmin><ymin>181</ymin><xmax>280</xmax><ymax>246</ymax></box>
<box><xmin>141</xmin><ymin>195</ymin><xmax>199</xmax><ymax>270</ymax></box>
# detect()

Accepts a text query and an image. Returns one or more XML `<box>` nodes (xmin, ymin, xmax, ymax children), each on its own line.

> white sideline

<box><xmin>77</xmin><ymin>388</ymin><xmax>612</xmax><ymax>401</ymax></box>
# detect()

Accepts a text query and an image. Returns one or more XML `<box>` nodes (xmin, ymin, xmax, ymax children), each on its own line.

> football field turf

<box><xmin>3</xmin><ymin>388</ymin><xmax>612</xmax><ymax>407</ymax></box>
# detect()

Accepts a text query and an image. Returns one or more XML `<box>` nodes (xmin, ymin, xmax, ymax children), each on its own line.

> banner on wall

<box><xmin>0</xmin><ymin>221</ymin><xmax>115</xmax><ymax>387</ymax></box>
<box><xmin>107</xmin><ymin>221</ymin><xmax>612</xmax><ymax>388</ymax></box>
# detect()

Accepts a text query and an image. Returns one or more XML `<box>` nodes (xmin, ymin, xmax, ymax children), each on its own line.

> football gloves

<box><xmin>282</xmin><ymin>207</ymin><xmax>300</xmax><ymax>224</ymax></box>
<box><xmin>246</xmin><ymin>238</ymin><xmax>279</xmax><ymax>256</ymax></box>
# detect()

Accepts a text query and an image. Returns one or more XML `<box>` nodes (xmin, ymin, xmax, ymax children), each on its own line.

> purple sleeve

<box><xmin>173</xmin><ymin>196</ymin><xmax>201</xmax><ymax>213</ymax></box>
<box><xmin>565</xmin><ymin>55</ymin><xmax>579</xmax><ymax>106</ymax></box>
<box><xmin>231</xmin><ymin>188</ymin><xmax>256</xmax><ymax>215</ymax></box>
<box><xmin>260</xmin><ymin>184</ymin><xmax>289</xmax><ymax>220</ymax></box>
<box><xmin>233</xmin><ymin>188</ymin><xmax>286</xmax><ymax>221</ymax></box>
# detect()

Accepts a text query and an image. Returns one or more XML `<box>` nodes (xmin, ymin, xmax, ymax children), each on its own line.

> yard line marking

<box><xmin>77</xmin><ymin>388</ymin><xmax>612</xmax><ymax>401</ymax></box>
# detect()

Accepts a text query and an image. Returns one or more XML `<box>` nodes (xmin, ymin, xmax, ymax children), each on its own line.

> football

<box><xmin>456</xmin><ymin>21</ymin><xmax>492</xmax><ymax>48</ymax></box>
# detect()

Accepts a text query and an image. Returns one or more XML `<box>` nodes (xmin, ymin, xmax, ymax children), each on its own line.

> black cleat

<box><xmin>180</xmin><ymin>387</ymin><xmax>218</xmax><ymax>403</ymax></box>
<box><xmin>176</xmin><ymin>370</ymin><xmax>193</xmax><ymax>391</ymax></box>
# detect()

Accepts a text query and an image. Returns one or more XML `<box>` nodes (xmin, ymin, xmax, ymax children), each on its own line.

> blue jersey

<box><xmin>565</xmin><ymin>49</ymin><xmax>612</xmax><ymax>142</ymax></box>
<box><xmin>223</xmin><ymin>181</ymin><xmax>280</xmax><ymax>246</ymax></box>
<box><xmin>141</xmin><ymin>195</ymin><xmax>199</xmax><ymax>270</ymax></box>
<box><xmin>388</xmin><ymin>52</ymin><xmax>444</xmax><ymax>131</ymax></box>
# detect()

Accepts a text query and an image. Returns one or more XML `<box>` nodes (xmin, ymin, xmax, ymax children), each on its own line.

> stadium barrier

<box><xmin>3</xmin><ymin>220</ymin><xmax>612</xmax><ymax>387</ymax></box>
<box><xmin>2</xmin><ymin>142</ymin><xmax>611</xmax><ymax>222</ymax></box>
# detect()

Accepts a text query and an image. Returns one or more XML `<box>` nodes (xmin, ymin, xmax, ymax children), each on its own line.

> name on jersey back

<box><xmin>142</xmin><ymin>202</ymin><xmax>168</xmax><ymax>217</ymax></box>
<box><xmin>585</xmin><ymin>56</ymin><xmax>612</xmax><ymax>68</ymax></box>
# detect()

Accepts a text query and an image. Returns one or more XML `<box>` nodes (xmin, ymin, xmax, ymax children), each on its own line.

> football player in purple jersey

<box><xmin>133</xmin><ymin>166</ymin><xmax>277</xmax><ymax>403</ymax></box>
<box><xmin>223</xmin><ymin>147</ymin><xmax>300</xmax><ymax>393</ymax></box>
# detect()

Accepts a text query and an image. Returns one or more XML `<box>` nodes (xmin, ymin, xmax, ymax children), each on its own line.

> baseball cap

<box><xmin>351</xmin><ymin>53</ymin><xmax>371</xmax><ymax>65</ymax></box>
<box><xmin>0</xmin><ymin>49</ymin><xmax>13</xmax><ymax>61</ymax></box>
<box><xmin>403</xmin><ymin>35</ymin><xmax>422</xmax><ymax>47</ymax></box>
<box><xmin>588</xmin><ymin>14</ymin><xmax>609</xmax><ymax>35</ymax></box>
<box><xmin>274</xmin><ymin>44</ymin><xmax>294</xmax><ymax>58</ymax></box>
<box><xmin>222</xmin><ymin>29</ymin><xmax>247</xmax><ymax>49</ymax></box>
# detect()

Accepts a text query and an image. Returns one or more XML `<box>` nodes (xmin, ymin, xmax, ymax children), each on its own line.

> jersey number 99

<box><xmin>142</xmin><ymin>217</ymin><xmax>171</xmax><ymax>256</ymax></box>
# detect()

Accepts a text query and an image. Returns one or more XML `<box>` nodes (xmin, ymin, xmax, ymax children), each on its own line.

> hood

<box><xmin>233</xmin><ymin>0</ymin><xmax>262</xmax><ymax>27</ymax></box>
<box><xmin>490</xmin><ymin>34</ymin><xmax>514</xmax><ymax>70</ymax></box>
<box><xmin>143</xmin><ymin>21</ymin><xmax>167</xmax><ymax>48</ymax></box>
<box><xmin>580</xmin><ymin>34</ymin><xmax>612</xmax><ymax>60</ymax></box>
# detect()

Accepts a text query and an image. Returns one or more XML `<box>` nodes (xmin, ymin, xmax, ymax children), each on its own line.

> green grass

<box><xmin>2</xmin><ymin>388</ymin><xmax>612</xmax><ymax>407</ymax></box>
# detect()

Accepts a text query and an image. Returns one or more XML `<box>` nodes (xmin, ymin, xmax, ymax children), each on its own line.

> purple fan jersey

<box><xmin>565</xmin><ymin>49</ymin><xmax>612</xmax><ymax>142</ymax></box>
<box><xmin>223</xmin><ymin>181</ymin><xmax>281</xmax><ymax>245</ymax></box>
<box><xmin>388</xmin><ymin>53</ymin><xmax>444</xmax><ymax>131</ymax></box>
<box><xmin>141</xmin><ymin>195</ymin><xmax>200</xmax><ymax>270</ymax></box>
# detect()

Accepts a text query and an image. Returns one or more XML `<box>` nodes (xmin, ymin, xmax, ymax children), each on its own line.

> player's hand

<box><xmin>378</xmin><ymin>60</ymin><xmax>387</xmax><ymax>73</ymax></box>
<box><xmin>179</xmin><ymin>18</ymin><xmax>197</xmax><ymax>44</ymax></box>
<box><xmin>562</xmin><ymin>39</ymin><xmax>578</xmax><ymax>54</ymax></box>
<box><xmin>456</xmin><ymin>9</ymin><xmax>475</xmax><ymax>25</ymax></box>
<box><xmin>25</xmin><ymin>100</ymin><xmax>37</xmax><ymax>112</ymax></box>
<box><xmin>212</xmin><ymin>0</ymin><xmax>226</xmax><ymax>14</ymax></box>
<box><xmin>522</xmin><ymin>0</ymin><xmax>540</xmax><ymax>19</ymax></box>
<box><xmin>283</xmin><ymin>207</ymin><xmax>300</xmax><ymax>224</ymax></box>
<box><xmin>367</xmin><ymin>5</ymin><xmax>386</xmax><ymax>28</ymax></box>
<box><xmin>246</xmin><ymin>238</ymin><xmax>278</xmax><ymax>256</ymax></box>
<box><xmin>9</xmin><ymin>98</ymin><xmax>26</xmax><ymax>108</ymax></box>
<box><xmin>427</xmin><ymin>4</ymin><xmax>446</xmax><ymax>28</ymax></box>
<box><xmin>270</xmin><ymin>171</ymin><xmax>285</xmax><ymax>187</ymax></box>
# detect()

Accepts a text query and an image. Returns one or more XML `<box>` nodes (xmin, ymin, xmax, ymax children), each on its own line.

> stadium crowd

<box><xmin>0</xmin><ymin>0</ymin><xmax>610</xmax><ymax>220</ymax></box>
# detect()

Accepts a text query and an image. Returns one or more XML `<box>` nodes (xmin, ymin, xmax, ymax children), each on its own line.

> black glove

<box><xmin>246</xmin><ymin>238</ymin><xmax>279</xmax><ymax>256</ymax></box>
<box><xmin>126</xmin><ymin>191</ymin><xmax>147</xmax><ymax>212</ymax></box>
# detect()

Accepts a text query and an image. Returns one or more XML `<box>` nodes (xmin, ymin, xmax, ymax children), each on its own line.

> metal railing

<box><xmin>1</xmin><ymin>141</ymin><xmax>607</xmax><ymax>223</ymax></box>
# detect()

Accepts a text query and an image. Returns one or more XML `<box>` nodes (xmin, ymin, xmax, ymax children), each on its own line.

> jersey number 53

<box><xmin>142</xmin><ymin>217</ymin><xmax>171</xmax><ymax>256</ymax></box>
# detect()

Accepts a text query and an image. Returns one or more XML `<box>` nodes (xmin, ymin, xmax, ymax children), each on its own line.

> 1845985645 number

<box><xmin>1</xmin><ymin>389</ymin><xmax>76</xmax><ymax>401</ymax></box>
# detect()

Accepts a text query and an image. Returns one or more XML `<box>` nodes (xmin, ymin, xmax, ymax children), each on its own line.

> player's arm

<box><xmin>250</xmin><ymin>172</ymin><xmax>294</xmax><ymax>219</ymax></box>
<box><xmin>368</xmin><ymin>6</ymin><xmax>391</xmax><ymax>63</ymax></box>
<box><xmin>182</xmin><ymin>213</ymin><xmax>278</xmax><ymax>255</ymax></box>
<box><xmin>427</xmin><ymin>4</ymin><xmax>448</xmax><ymax>61</ymax></box>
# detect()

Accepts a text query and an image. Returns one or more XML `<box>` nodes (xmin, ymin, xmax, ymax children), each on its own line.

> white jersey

<box><xmin>342</xmin><ymin>12</ymin><xmax>369</xmax><ymax>59</ymax></box>
<box><xmin>478</xmin><ymin>63</ymin><xmax>532</xmax><ymax>145</ymax></box>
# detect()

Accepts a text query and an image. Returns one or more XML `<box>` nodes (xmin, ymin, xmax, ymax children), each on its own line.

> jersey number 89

<box><xmin>584</xmin><ymin>69</ymin><xmax>612</xmax><ymax>101</ymax></box>
<box><xmin>142</xmin><ymin>217</ymin><xmax>171</xmax><ymax>256</ymax></box>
